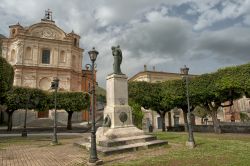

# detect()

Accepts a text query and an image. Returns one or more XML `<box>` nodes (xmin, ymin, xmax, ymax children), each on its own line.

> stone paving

<box><xmin>0</xmin><ymin>136</ymin><xmax>88</xmax><ymax>166</ymax></box>
<box><xmin>0</xmin><ymin>133</ymin><xmax>171</xmax><ymax>166</ymax></box>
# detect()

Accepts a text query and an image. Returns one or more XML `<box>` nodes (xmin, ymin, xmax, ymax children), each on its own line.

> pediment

<box><xmin>28</xmin><ymin>23</ymin><xmax>66</xmax><ymax>40</ymax></box>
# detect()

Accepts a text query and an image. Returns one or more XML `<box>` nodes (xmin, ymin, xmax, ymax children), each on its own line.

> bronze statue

<box><xmin>112</xmin><ymin>45</ymin><xmax>123</xmax><ymax>74</ymax></box>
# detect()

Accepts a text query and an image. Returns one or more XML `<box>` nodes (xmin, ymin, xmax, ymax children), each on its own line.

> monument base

<box><xmin>75</xmin><ymin>73</ymin><xmax>167</xmax><ymax>155</ymax></box>
<box><xmin>76</xmin><ymin>130</ymin><xmax>167</xmax><ymax>156</ymax></box>
<box><xmin>96</xmin><ymin>126</ymin><xmax>144</xmax><ymax>143</ymax></box>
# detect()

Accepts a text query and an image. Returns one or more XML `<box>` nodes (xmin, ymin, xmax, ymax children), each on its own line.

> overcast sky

<box><xmin>1</xmin><ymin>0</ymin><xmax>250</xmax><ymax>88</ymax></box>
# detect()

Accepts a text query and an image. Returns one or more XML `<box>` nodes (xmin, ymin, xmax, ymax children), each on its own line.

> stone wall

<box><xmin>193</xmin><ymin>123</ymin><xmax>250</xmax><ymax>133</ymax></box>
<box><xmin>3</xmin><ymin>109</ymin><xmax>37</xmax><ymax>126</ymax></box>
<box><xmin>3</xmin><ymin>109</ymin><xmax>84</xmax><ymax>127</ymax></box>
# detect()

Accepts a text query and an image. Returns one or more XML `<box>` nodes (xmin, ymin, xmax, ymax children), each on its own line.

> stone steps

<box><xmin>75</xmin><ymin>134</ymin><xmax>167</xmax><ymax>155</ymax></box>
<box><xmin>98</xmin><ymin>135</ymin><xmax>157</xmax><ymax>147</ymax></box>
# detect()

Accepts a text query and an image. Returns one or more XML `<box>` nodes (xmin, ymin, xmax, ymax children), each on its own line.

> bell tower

<box><xmin>41</xmin><ymin>9</ymin><xmax>55</xmax><ymax>23</ymax></box>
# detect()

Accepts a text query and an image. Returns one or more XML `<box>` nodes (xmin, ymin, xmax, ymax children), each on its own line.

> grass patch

<box><xmin>110</xmin><ymin>132</ymin><xmax>250</xmax><ymax>166</ymax></box>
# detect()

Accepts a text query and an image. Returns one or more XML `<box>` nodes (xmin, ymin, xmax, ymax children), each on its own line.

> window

<box><xmin>25</xmin><ymin>47</ymin><xmax>32</xmax><ymax>60</ymax></box>
<box><xmin>74</xmin><ymin>38</ymin><xmax>77</xmax><ymax>46</ymax></box>
<box><xmin>59</xmin><ymin>50</ymin><xmax>66</xmax><ymax>63</ymax></box>
<box><xmin>42</xmin><ymin>49</ymin><xmax>50</xmax><ymax>64</ymax></box>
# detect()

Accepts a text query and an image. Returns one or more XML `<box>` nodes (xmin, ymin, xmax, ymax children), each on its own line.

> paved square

<box><xmin>0</xmin><ymin>136</ymin><xmax>88</xmax><ymax>166</ymax></box>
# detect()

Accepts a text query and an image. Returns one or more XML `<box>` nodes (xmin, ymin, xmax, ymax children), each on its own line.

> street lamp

<box><xmin>86</xmin><ymin>47</ymin><xmax>102</xmax><ymax>164</ymax></box>
<box><xmin>22</xmin><ymin>94</ymin><xmax>30</xmax><ymax>137</ymax></box>
<box><xmin>180</xmin><ymin>65</ymin><xmax>195</xmax><ymax>148</ymax></box>
<box><xmin>51</xmin><ymin>77</ymin><xmax>59</xmax><ymax>145</ymax></box>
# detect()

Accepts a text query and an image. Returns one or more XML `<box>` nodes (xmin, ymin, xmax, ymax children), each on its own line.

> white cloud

<box><xmin>95</xmin><ymin>6</ymin><xmax>115</xmax><ymax>27</ymax></box>
<box><xmin>193</xmin><ymin>0</ymin><xmax>250</xmax><ymax>30</ymax></box>
<box><xmin>1</xmin><ymin>0</ymin><xmax>250</xmax><ymax>87</ymax></box>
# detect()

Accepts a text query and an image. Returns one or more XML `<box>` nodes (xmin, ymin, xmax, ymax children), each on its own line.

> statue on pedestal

<box><xmin>112</xmin><ymin>45</ymin><xmax>123</xmax><ymax>75</ymax></box>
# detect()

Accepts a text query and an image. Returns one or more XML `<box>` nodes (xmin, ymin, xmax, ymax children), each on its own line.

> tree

<box><xmin>97</xmin><ymin>94</ymin><xmax>106</xmax><ymax>108</ymax></box>
<box><xmin>240</xmin><ymin>112</ymin><xmax>250</xmax><ymax>122</ymax></box>
<box><xmin>129</xmin><ymin>101</ymin><xmax>144</xmax><ymax>129</ymax></box>
<box><xmin>128</xmin><ymin>81</ymin><xmax>153</xmax><ymax>109</ymax></box>
<box><xmin>0</xmin><ymin>42</ymin><xmax>2</xmax><ymax>56</ymax></box>
<box><xmin>3</xmin><ymin>87</ymin><xmax>47</xmax><ymax>131</ymax></box>
<box><xmin>161</xmin><ymin>79</ymin><xmax>198</xmax><ymax>132</ymax></box>
<box><xmin>193</xmin><ymin>106</ymin><xmax>208</xmax><ymax>124</ymax></box>
<box><xmin>48</xmin><ymin>92</ymin><xmax>90</xmax><ymax>130</ymax></box>
<box><xmin>0</xmin><ymin>56</ymin><xmax>14</xmax><ymax>124</ymax></box>
<box><xmin>216</xmin><ymin>63</ymin><xmax>250</xmax><ymax>97</ymax></box>
<box><xmin>129</xmin><ymin>82</ymin><xmax>172</xmax><ymax>132</ymax></box>
<box><xmin>0</xmin><ymin>56</ymin><xmax>14</xmax><ymax>103</ymax></box>
<box><xmin>189</xmin><ymin>71</ymin><xmax>241</xmax><ymax>133</ymax></box>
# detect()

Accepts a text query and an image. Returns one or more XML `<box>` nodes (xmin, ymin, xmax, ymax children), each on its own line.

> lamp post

<box><xmin>180</xmin><ymin>65</ymin><xmax>195</xmax><ymax>148</ymax></box>
<box><xmin>51</xmin><ymin>77</ymin><xmax>59</xmax><ymax>145</ymax></box>
<box><xmin>86</xmin><ymin>47</ymin><xmax>102</xmax><ymax>164</ymax></box>
<box><xmin>21</xmin><ymin>94</ymin><xmax>30</xmax><ymax>137</ymax></box>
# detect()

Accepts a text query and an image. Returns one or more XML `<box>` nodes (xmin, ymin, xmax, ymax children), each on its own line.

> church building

<box><xmin>0</xmin><ymin>10</ymin><xmax>85</xmax><ymax>125</ymax></box>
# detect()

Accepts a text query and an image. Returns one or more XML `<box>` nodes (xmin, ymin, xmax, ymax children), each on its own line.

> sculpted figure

<box><xmin>111</xmin><ymin>45</ymin><xmax>123</xmax><ymax>74</ymax></box>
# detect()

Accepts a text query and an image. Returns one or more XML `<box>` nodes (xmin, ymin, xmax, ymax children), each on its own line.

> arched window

<box><xmin>59</xmin><ymin>50</ymin><xmax>66</xmax><ymax>63</ymax></box>
<box><xmin>74</xmin><ymin>38</ymin><xmax>77</xmax><ymax>46</ymax></box>
<box><xmin>42</xmin><ymin>49</ymin><xmax>50</xmax><ymax>64</ymax></box>
<box><xmin>10</xmin><ymin>49</ymin><xmax>16</xmax><ymax>61</ymax></box>
<box><xmin>25</xmin><ymin>47</ymin><xmax>32</xmax><ymax>60</ymax></box>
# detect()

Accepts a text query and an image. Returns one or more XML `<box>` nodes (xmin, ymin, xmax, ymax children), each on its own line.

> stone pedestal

<box><xmin>76</xmin><ymin>73</ymin><xmax>167</xmax><ymax>155</ymax></box>
<box><xmin>96</xmin><ymin>74</ymin><xmax>144</xmax><ymax>142</ymax></box>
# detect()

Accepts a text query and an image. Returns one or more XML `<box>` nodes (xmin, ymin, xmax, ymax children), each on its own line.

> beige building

<box><xmin>129</xmin><ymin>65</ymin><xmax>207</xmax><ymax>130</ymax></box>
<box><xmin>129</xmin><ymin>65</ymin><xmax>189</xmax><ymax>130</ymax></box>
<box><xmin>129</xmin><ymin>65</ymin><xmax>250</xmax><ymax>131</ymax></box>
<box><xmin>129</xmin><ymin>65</ymin><xmax>182</xmax><ymax>83</ymax></box>
<box><xmin>223</xmin><ymin>96</ymin><xmax>250</xmax><ymax>122</ymax></box>
<box><xmin>0</xmin><ymin>11</ymin><xmax>84</xmax><ymax>125</ymax></box>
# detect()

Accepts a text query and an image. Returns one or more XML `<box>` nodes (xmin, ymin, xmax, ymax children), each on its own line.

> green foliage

<box><xmin>0</xmin><ymin>56</ymin><xmax>14</xmax><ymax>102</ymax></box>
<box><xmin>128</xmin><ymin>62</ymin><xmax>250</xmax><ymax>133</ymax></box>
<box><xmin>4</xmin><ymin>86</ymin><xmax>48</xmax><ymax>111</ymax></box>
<box><xmin>216</xmin><ymin>63</ymin><xmax>250</xmax><ymax>95</ymax></box>
<box><xmin>193</xmin><ymin>106</ymin><xmax>208</xmax><ymax>118</ymax></box>
<box><xmin>128</xmin><ymin>81</ymin><xmax>154</xmax><ymax>109</ymax></box>
<box><xmin>47</xmin><ymin>91</ymin><xmax>90</xmax><ymax>130</ymax></box>
<box><xmin>3</xmin><ymin>87</ymin><xmax>48</xmax><ymax>131</ymax></box>
<box><xmin>96</xmin><ymin>86</ymin><xmax>106</xmax><ymax>96</ymax></box>
<box><xmin>128</xmin><ymin>81</ymin><xmax>173</xmax><ymax>131</ymax></box>
<box><xmin>129</xmin><ymin>101</ymin><xmax>144</xmax><ymax>129</ymax></box>
<box><xmin>129</xmin><ymin>81</ymin><xmax>173</xmax><ymax>113</ymax></box>
<box><xmin>161</xmin><ymin>79</ymin><xmax>187</xmax><ymax>109</ymax></box>
<box><xmin>97</xmin><ymin>94</ymin><xmax>106</xmax><ymax>104</ymax></box>
<box><xmin>0</xmin><ymin>42</ymin><xmax>2</xmax><ymax>56</ymax></box>
<box><xmin>240</xmin><ymin>112</ymin><xmax>250</xmax><ymax>122</ymax></box>
<box><xmin>48</xmin><ymin>91</ymin><xmax>90</xmax><ymax>112</ymax></box>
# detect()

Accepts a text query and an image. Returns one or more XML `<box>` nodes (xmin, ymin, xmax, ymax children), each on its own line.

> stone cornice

<box><xmin>129</xmin><ymin>71</ymin><xmax>198</xmax><ymax>82</ymax></box>
<box><xmin>4</xmin><ymin>35</ymin><xmax>84</xmax><ymax>52</ymax></box>
<box><xmin>13</xmin><ymin>65</ymin><xmax>82</xmax><ymax>75</ymax></box>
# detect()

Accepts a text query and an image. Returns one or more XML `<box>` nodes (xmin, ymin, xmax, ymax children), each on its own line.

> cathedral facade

<box><xmin>1</xmin><ymin>16</ymin><xmax>83</xmax><ymax>92</ymax></box>
<box><xmin>1</xmin><ymin>12</ymin><xmax>85</xmax><ymax>125</ymax></box>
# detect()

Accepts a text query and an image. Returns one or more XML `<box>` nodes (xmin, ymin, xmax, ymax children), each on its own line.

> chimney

<box><xmin>144</xmin><ymin>64</ymin><xmax>147</xmax><ymax>71</ymax></box>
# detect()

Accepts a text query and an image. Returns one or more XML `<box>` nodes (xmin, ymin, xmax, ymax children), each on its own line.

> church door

<box><xmin>38</xmin><ymin>111</ymin><xmax>49</xmax><ymax>118</ymax></box>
